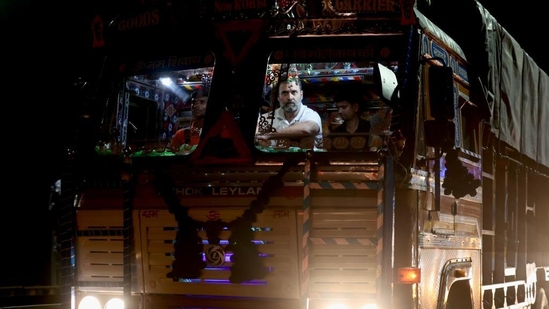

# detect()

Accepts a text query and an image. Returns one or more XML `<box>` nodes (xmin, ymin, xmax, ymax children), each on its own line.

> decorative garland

<box><xmin>442</xmin><ymin>148</ymin><xmax>481</xmax><ymax>199</ymax></box>
<box><xmin>154</xmin><ymin>156</ymin><xmax>301</xmax><ymax>282</ymax></box>
<box><xmin>226</xmin><ymin>156</ymin><xmax>300</xmax><ymax>283</ymax></box>
<box><xmin>154</xmin><ymin>170</ymin><xmax>206</xmax><ymax>279</ymax></box>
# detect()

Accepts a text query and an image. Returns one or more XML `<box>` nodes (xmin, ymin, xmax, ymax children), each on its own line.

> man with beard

<box><xmin>256</xmin><ymin>77</ymin><xmax>323</xmax><ymax>149</ymax></box>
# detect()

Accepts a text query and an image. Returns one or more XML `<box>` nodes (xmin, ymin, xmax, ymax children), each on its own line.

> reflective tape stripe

<box><xmin>309</xmin><ymin>182</ymin><xmax>377</xmax><ymax>190</ymax></box>
<box><xmin>309</xmin><ymin>237</ymin><xmax>376</xmax><ymax>245</ymax></box>
<box><xmin>301</xmin><ymin>159</ymin><xmax>311</xmax><ymax>296</ymax></box>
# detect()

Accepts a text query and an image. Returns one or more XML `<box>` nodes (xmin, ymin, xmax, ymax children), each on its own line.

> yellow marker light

<box><xmin>454</xmin><ymin>269</ymin><xmax>467</xmax><ymax>278</ymax></box>
<box><xmin>398</xmin><ymin>267</ymin><xmax>421</xmax><ymax>284</ymax></box>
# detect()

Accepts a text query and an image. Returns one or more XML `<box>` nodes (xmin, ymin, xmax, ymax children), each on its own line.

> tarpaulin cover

<box><xmin>417</xmin><ymin>1</ymin><xmax>549</xmax><ymax>169</ymax></box>
<box><xmin>478</xmin><ymin>4</ymin><xmax>549</xmax><ymax>168</ymax></box>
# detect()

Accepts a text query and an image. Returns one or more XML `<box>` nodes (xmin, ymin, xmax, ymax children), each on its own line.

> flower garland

<box><xmin>154</xmin><ymin>170</ymin><xmax>207</xmax><ymax>279</ymax></box>
<box><xmin>226</xmin><ymin>156</ymin><xmax>300</xmax><ymax>282</ymax></box>
<box><xmin>154</xmin><ymin>156</ymin><xmax>302</xmax><ymax>282</ymax></box>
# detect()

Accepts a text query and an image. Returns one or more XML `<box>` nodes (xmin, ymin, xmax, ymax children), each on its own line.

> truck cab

<box><xmin>51</xmin><ymin>1</ymin><xmax>549</xmax><ymax>309</ymax></box>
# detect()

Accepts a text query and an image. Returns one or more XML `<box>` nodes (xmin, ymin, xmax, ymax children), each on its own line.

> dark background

<box><xmin>480</xmin><ymin>0</ymin><xmax>547</xmax><ymax>73</ymax></box>
<box><xmin>1</xmin><ymin>0</ymin><xmax>546</xmax><ymax>285</ymax></box>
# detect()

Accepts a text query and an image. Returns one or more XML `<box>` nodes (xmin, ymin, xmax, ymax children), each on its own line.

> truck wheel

<box><xmin>536</xmin><ymin>288</ymin><xmax>549</xmax><ymax>309</ymax></box>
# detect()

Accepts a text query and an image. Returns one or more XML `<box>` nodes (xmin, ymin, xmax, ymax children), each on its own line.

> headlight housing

<box><xmin>324</xmin><ymin>302</ymin><xmax>378</xmax><ymax>309</ymax></box>
<box><xmin>77</xmin><ymin>295</ymin><xmax>124</xmax><ymax>309</ymax></box>
<box><xmin>77</xmin><ymin>296</ymin><xmax>101</xmax><ymax>309</ymax></box>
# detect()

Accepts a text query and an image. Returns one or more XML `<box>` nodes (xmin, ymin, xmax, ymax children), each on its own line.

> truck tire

<box><xmin>536</xmin><ymin>288</ymin><xmax>549</xmax><ymax>309</ymax></box>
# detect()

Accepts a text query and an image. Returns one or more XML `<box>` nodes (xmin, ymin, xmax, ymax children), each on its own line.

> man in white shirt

<box><xmin>256</xmin><ymin>77</ymin><xmax>323</xmax><ymax>149</ymax></box>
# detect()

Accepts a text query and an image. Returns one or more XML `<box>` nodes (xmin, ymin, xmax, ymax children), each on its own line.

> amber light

<box><xmin>397</xmin><ymin>267</ymin><xmax>421</xmax><ymax>284</ymax></box>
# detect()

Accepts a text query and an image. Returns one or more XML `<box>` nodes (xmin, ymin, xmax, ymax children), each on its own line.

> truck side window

<box><xmin>103</xmin><ymin>52</ymin><xmax>215</xmax><ymax>157</ymax></box>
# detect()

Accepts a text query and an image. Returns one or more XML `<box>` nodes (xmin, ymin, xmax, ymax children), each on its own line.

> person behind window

<box><xmin>330</xmin><ymin>90</ymin><xmax>371</xmax><ymax>135</ymax></box>
<box><xmin>256</xmin><ymin>76</ymin><xmax>323</xmax><ymax>149</ymax></box>
<box><xmin>327</xmin><ymin>88</ymin><xmax>372</xmax><ymax>151</ymax></box>
<box><xmin>170</xmin><ymin>95</ymin><xmax>208</xmax><ymax>151</ymax></box>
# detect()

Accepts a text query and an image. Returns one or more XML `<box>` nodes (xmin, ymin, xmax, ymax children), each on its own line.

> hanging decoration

<box><xmin>206</xmin><ymin>245</ymin><xmax>226</xmax><ymax>267</ymax></box>
<box><xmin>442</xmin><ymin>148</ymin><xmax>481</xmax><ymax>199</ymax></box>
<box><xmin>154</xmin><ymin>155</ymin><xmax>302</xmax><ymax>282</ymax></box>
<box><xmin>154</xmin><ymin>170</ymin><xmax>207</xmax><ymax>280</ymax></box>
<box><xmin>259</xmin><ymin>63</ymin><xmax>297</xmax><ymax>136</ymax></box>
<box><xmin>226</xmin><ymin>156</ymin><xmax>301</xmax><ymax>283</ymax></box>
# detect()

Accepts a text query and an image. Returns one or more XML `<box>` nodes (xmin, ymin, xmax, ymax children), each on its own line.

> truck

<box><xmin>35</xmin><ymin>1</ymin><xmax>549</xmax><ymax>309</ymax></box>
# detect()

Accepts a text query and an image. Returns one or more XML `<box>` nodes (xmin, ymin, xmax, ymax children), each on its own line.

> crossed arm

<box><xmin>256</xmin><ymin>120</ymin><xmax>320</xmax><ymax>141</ymax></box>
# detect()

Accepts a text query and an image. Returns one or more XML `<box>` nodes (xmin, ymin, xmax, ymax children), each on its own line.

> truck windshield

<box><xmin>255</xmin><ymin>61</ymin><xmax>395</xmax><ymax>153</ymax></box>
<box><xmin>102</xmin><ymin>52</ymin><xmax>215</xmax><ymax>156</ymax></box>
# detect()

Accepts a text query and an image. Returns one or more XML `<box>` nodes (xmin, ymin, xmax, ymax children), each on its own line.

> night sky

<box><xmin>479</xmin><ymin>0</ymin><xmax>548</xmax><ymax>74</ymax></box>
<box><xmin>1</xmin><ymin>0</ymin><xmax>546</xmax><ymax>285</ymax></box>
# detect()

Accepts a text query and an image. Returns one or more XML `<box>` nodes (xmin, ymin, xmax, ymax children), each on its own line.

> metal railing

<box><xmin>482</xmin><ymin>280</ymin><xmax>536</xmax><ymax>309</ymax></box>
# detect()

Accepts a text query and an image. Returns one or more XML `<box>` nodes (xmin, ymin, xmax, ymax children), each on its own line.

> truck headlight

<box><xmin>105</xmin><ymin>298</ymin><xmax>124</xmax><ymax>309</ymax></box>
<box><xmin>78</xmin><ymin>296</ymin><xmax>101</xmax><ymax>309</ymax></box>
<box><xmin>77</xmin><ymin>295</ymin><xmax>124</xmax><ymax>309</ymax></box>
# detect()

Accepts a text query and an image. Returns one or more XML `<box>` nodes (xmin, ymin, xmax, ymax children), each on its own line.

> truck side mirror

<box><xmin>429</xmin><ymin>65</ymin><xmax>455</xmax><ymax>119</ymax></box>
<box><xmin>424</xmin><ymin>119</ymin><xmax>455</xmax><ymax>151</ymax></box>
